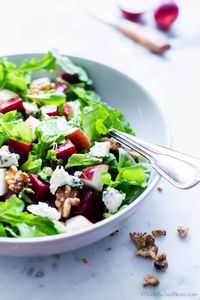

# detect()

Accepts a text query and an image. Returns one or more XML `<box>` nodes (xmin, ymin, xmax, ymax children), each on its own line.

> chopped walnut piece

<box><xmin>157</xmin><ymin>186</ymin><xmax>163</xmax><ymax>192</ymax></box>
<box><xmin>110</xmin><ymin>229</ymin><xmax>119</xmax><ymax>236</ymax></box>
<box><xmin>29</xmin><ymin>78</ymin><xmax>56</xmax><ymax>95</ymax></box>
<box><xmin>55</xmin><ymin>185</ymin><xmax>80</xmax><ymax>218</ymax></box>
<box><xmin>129</xmin><ymin>232</ymin><xmax>155</xmax><ymax>249</ymax></box>
<box><xmin>82</xmin><ymin>257</ymin><xmax>88</xmax><ymax>264</ymax></box>
<box><xmin>152</xmin><ymin>229</ymin><xmax>166</xmax><ymax>237</ymax></box>
<box><xmin>5</xmin><ymin>166</ymin><xmax>30</xmax><ymax>194</ymax></box>
<box><xmin>143</xmin><ymin>275</ymin><xmax>159</xmax><ymax>287</ymax></box>
<box><xmin>154</xmin><ymin>253</ymin><xmax>168</xmax><ymax>271</ymax></box>
<box><xmin>100</xmin><ymin>137</ymin><xmax>121</xmax><ymax>152</ymax></box>
<box><xmin>136</xmin><ymin>245</ymin><xmax>158</xmax><ymax>259</ymax></box>
<box><xmin>177</xmin><ymin>226</ymin><xmax>189</xmax><ymax>238</ymax></box>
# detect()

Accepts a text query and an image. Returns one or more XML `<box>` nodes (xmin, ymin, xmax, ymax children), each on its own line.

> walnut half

<box><xmin>5</xmin><ymin>166</ymin><xmax>30</xmax><ymax>194</ymax></box>
<box><xmin>55</xmin><ymin>185</ymin><xmax>80</xmax><ymax>218</ymax></box>
<box><xmin>143</xmin><ymin>275</ymin><xmax>159</xmax><ymax>287</ymax></box>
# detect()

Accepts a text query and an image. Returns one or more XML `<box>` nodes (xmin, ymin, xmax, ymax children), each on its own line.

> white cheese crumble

<box><xmin>0</xmin><ymin>145</ymin><xmax>19</xmax><ymax>167</ymax></box>
<box><xmin>23</xmin><ymin>102</ymin><xmax>39</xmax><ymax>115</ymax></box>
<box><xmin>102</xmin><ymin>187</ymin><xmax>126</xmax><ymax>213</ymax></box>
<box><xmin>30</xmin><ymin>77</ymin><xmax>51</xmax><ymax>89</ymax></box>
<box><xmin>27</xmin><ymin>202</ymin><xmax>61</xmax><ymax>220</ymax></box>
<box><xmin>89</xmin><ymin>141</ymin><xmax>110</xmax><ymax>157</ymax></box>
<box><xmin>49</xmin><ymin>166</ymin><xmax>82</xmax><ymax>194</ymax></box>
<box><xmin>0</xmin><ymin>89</ymin><xmax>18</xmax><ymax>102</ymax></box>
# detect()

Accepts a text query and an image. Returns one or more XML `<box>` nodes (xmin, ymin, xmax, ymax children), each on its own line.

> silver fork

<box><xmin>109</xmin><ymin>128</ymin><xmax>200</xmax><ymax>189</ymax></box>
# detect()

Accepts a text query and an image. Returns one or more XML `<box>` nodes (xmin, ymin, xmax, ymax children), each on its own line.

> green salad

<box><xmin>0</xmin><ymin>50</ymin><xmax>150</xmax><ymax>238</ymax></box>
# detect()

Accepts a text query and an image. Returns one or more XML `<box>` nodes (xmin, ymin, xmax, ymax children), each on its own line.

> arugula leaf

<box><xmin>118</xmin><ymin>165</ymin><xmax>147</xmax><ymax>186</ymax></box>
<box><xmin>21</xmin><ymin>152</ymin><xmax>42</xmax><ymax>173</ymax></box>
<box><xmin>72</xmin><ymin>87</ymin><xmax>101</xmax><ymax>104</ymax></box>
<box><xmin>26</xmin><ymin>90</ymin><xmax>66</xmax><ymax>106</ymax></box>
<box><xmin>11</xmin><ymin>122</ymin><xmax>33</xmax><ymax>143</ymax></box>
<box><xmin>0</xmin><ymin>196</ymin><xmax>66</xmax><ymax>237</ymax></box>
<box><xmin>19</xmin><ymin>52</ymin><xmax>55</xmax><ymax>72</ymax></box>
<box><xmin>65</xmin><ymin>153</ymin><xmax>102</xmax><ymax>169</ymax></box>
<box><xmin>0</xmin><ymin>110</ymin><xmax>23</xmax><ymax>123</ymax></box>
<box><xmin>118</xmin><ymin>148</ymin><xmax>136</xmax><ymax>168</ymax></box>
<box><xmin>50</xmin><ymin>50</ymin><xmax>91</xmax><ymax>83</ymax></box>
<box><xmin>38</xmin><ymin>167</ymin><xmax>53</xmax><ymax>183</ymax></box>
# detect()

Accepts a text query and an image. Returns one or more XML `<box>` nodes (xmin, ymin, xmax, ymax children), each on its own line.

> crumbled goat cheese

<box><xmin>50</xmin><ymin>166</ymin><xmax>82</xmax><ymax>194</ymax></box>
<box><xmin>89</xmin><ymin>141</ymin><xmax>110</xmax><ymax>157</ymax></box>
<box><xmin>102</xmin><ymin>187</ymin><xmax>126</xmax><ymax>213</ymax></box>
<box><xmin>27</xmin><ymin>202</ymin><xmax>61</xmax><ymax>220</ymax></box>
<box><xmin>23</xmin><ymin>102</ymin><xmax>39</xmax><ymax>115</ymax></box>
<box><xmin>0</xmin><ymin>146</ymin><xmax>19</xmax><ymax>167</ymax></box>
<box><xmin>0</xmin><ymin>89</ymin><xmax>18</xmax><ymax>102</ymax></box>
<box><xmin>30</xmin><ymin>77</ymin><xmax>51</xmax><ymax>89</ymax></box>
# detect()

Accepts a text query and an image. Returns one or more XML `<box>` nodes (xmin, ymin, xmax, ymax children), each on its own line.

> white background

<box><xmin>0</xmin><ymin>1</ymin><xmax>200</xmax><ymax>299</ymax></box>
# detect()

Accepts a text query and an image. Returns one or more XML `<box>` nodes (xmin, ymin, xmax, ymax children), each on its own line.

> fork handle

<box><xmin>115</xmin><ymin>19</ymin><xmax>171</xmax><ymax>54</ymax></box>
<box><xmin>109</xmin><ymin>129</ymin><xmax>200</xmax><ymax>189</ymax></box>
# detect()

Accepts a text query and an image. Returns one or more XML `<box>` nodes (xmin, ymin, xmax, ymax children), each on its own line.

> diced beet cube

<box><xmin>61</xmin><ymin>73</ymin><xmax>80</xmax><ymax>84</ymax></box>
<box><xmin>0</xmin><ymin>191</ymin><xmax>14</xmax><ymax>202</ymax></box>
<box><xmin>66</xmin><ymin>128</ymin><xmax>91</xmax><ymax>151</ymax></box>
<box><xmin>41</xmin><ymin>105</ymin><xmax>58</xmax><ymax>116</ymax></box>
<box><xmin>29</xmin><ymin>174</ymin><xmax>52</xmax><ymax>202</ymax></box>
<box><xmin>70</xmin><ymin>189</ymin><xmax>104</xmax><ymax>223</ymax></box>
<box><xmin>55</xmin><ymin>82</ymin><xmax>68</xmax><ymax>93</ymax></box>
<box><xmin>8</xmin><ymin>138</ymin><xmax>32</xmax><ymax>163</ymax></box>
<box><xmin>63</xmin><ymin>102</ymin><xmax>72</xmax><ymax>117</ymax></box>
<box><xmin>0</xmin><ymin>98</ymin><xmax>25</xmax><ymax>114</ymax></box>
<box><xmin>55</xmin><ymin>140</ymin><xmax>76</xmax><ymax>160</ymax></box>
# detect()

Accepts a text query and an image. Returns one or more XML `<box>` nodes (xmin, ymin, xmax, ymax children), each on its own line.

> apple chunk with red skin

<box><xmin>41</xmin><ymin>105</ymin><xmax>58</xmax><ymax>116</ymax></box>
<box><xmin>54</xmin><ymin>140</ymin><xmax>76</xmax><ymax>160</ymax></box>
<box><xmin>55</xmin><ymin>82</ymin><xmax>68</xmax><ymax>93</ymax></box>
<box><xmin>63</xmin><ymin>102</ymin><xmax>72</xmax><ymax>117</ymax></box>
<box><xmin>65</xmin><ymin>215</ymin><xmax>93</xmax><ymax>232</ymax></box>
<box><xmin>66</xmin><ymin>128</ymin><xmax>91</xmax><ymax>151</ymax></box>
<box><xmin>0</xmin><ymin>98</ymin><xmax>25</xmax><ymax>114</ymax></box>
<box><xmin>71</xmin><ymin>189</ymin><xmax>104</xmax><ymax>223</ymax></box>
<box><xmin>80</xmin><ymin>164</ymin><xmax>109</xmax><ymax>192</ymax></box>
<box><xmin>8</xmin><ymin>138</ymin><xmax>32</xmax><ymax>163</ymax></box>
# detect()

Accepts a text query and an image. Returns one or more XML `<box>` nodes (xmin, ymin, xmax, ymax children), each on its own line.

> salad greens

<box><xmin>0</xmin><ymin>51</ymin><xmax>151</xmax><ymax>238</ymax></box>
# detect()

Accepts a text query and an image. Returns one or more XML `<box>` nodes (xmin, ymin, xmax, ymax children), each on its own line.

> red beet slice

<box><xmin>70</xmin><ymin>189</ymin><xmax>104</xmax><ymax>223</ymax></box>
<box><xmin>29</xmin><ymin>174</ymin><xmax>52</xmax><ymax>202</ymax></box>
<box><xmin>61</xmin><ymin>73</ymin><xmax>80</xmax><ymax>84</ymax></box>
<box><xmin>63</xmin><ymin>102</ymin><xmax>72</xmax><ymax>117</ymax></box>
<box><xmin>55</xmin><ymin>140</ymin><xmax>76</xmax><ymax>160</ymax></box>
<box><xmin>55</xmin><ymin>83</ymin><xmax>68</xmax><ymax>93</ymax></box>
<box><xmin>41</xmin><ymin>105</ymin><xmax>58</xmax><ymax>116</ymax></box>
<box><xmin>0</xmin><ymin>98</ymin><xmax>25</xmax><ymax>114</ymax></box>
<box><xmin>66</xmin><ymin>128</ymin><xmax>91</xmax><ymax>151</ymax></box>
<box><xmin>8</xmin><ymin>138</ymin><xmax>32</xmax><ymax>163</ymax></box>
<box><xmin>0</xmin><ymin>191</ymin><xmax>14</xmax><ymax>202</ymax></box>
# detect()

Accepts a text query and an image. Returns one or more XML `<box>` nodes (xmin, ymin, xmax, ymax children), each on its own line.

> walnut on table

<box><xmin>5</xmin><ymin>166</ymin><xmax>30</xmax><ymax>194</ymax></box>
<box><xmin>130</xmin><ymin>232</ymin><xmax>158</xmax><ymax>259</ymax></box>
<box><xmin>55</xmin><ymin>185</ymin><xmax>80</xmax><ymax>218</ymax></box>
<box><xmin>177</xmin><ymin>226</ymin><xmax>189</xmax><ymax>238</ymax></box>
<box><xmin>143</xmin><ymin>275</ymin><xmax>160</xmax><ymax>287</ymax></box>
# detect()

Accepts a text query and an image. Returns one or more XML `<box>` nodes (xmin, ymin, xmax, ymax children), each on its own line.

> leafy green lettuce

<box><xmin>0</xmin><ymin>196</ymin><xmax>66</xmax><ymax>237</ymax></box>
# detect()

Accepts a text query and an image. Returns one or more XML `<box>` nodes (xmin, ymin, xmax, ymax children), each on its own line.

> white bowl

<box><xmin>0</xmin><ymin>54</ymin><xmax>170</xmax><ymax>256</ymax></box>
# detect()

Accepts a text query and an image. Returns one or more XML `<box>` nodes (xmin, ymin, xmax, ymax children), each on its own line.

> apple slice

<box><xmin>0</xmin><ymin>97</ymin><xmax>25</xmax><ymax>114</ymax></box>
<box><xmin>71</xmin><ymin>189</ymin><xmax>104</xmax><ymax>223</ymax></box>
<box><xmin>55</xmin><ymin>83</ymin><xmax>68</xmax><ymax>93</ymax></box>
<box><xmin>24</xmin><ymin>116</ymin><xmax>40</xmax><ymax>140</ymax></box>
<box><xmin>80</xmin><ymin>164</ymin><xmax>109</xmax><ymax>191</ymax></box>
<box><xmin>0</xmin><ymin>89</ymin><xmax>18</xmax><ymax>102</ymax></box>
<box><xmin>29</xmin><ymin>174</ymin><xmax>51</xmax><ymax>202</ymax></box>
<box><xmin>41</xmin><ymin>105</ymin><xmax>58</xmax><ymax>116</ymax></box>
<box><xmin>65</xmin><ymin>215</ymin><xmax>93</xmax><ymax>232</ymax></box>
<box><xmin>55</xmin><ymin>140</ymin><xmax>76</xmax><ymax>160</ymax></box>
<box><xmin>66</xmin><ymin>128</ymin><xmax>91</xmax><ymax>151</ymax></box>
<box><xmin>8</xmin><ymin>138</ymin><xmax>32</xmax><ymax>163</ymax></box>
<box><xmin>63</xmin><ymin>102</ymin><xmax>72</xmax><ymax>117</ymax></box>
<box><xmin>0</xmin><ymin>169</ymin><xmax>8</xmax><ymax>196</ymax></box>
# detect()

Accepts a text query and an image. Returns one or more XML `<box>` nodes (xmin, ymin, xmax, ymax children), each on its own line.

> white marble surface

<box><xmin>1</xmin><ymin>1</ymin><xmax>200</xmax><ymax>299</ymax></box>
